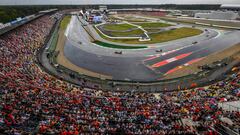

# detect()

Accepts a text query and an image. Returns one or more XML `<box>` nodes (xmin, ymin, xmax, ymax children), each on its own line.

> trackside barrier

<box><xmin>38</xmin><ymin>14</ymin><xmax>240</xmax><ymax>92</ymax></box>
<box><xmin>37</xmin><ymin>15</ymin><xmax>114</xmax><ymax>91</ymax></box>
<box><xmin>159</xmin><ymin>17</ymin><xmax>240</xmax><ymax>31</ymax></box>
<box><xmin>94</xmin><ymin>23</ymin><xmax>141</xmax><ymax>39</ymax></box>
<box><xmin>76</xmin><ymin>16</ymin><xmax>96</xmax><ymax>41</ymax></box>
<box><xmin>195</xmin><ymin>22</ymin><xmax>240</xmax><ymax>30</ymax></box>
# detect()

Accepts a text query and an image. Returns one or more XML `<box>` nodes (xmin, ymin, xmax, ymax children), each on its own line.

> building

<box><xmin>220</xmin><ymin>4</ymin><xmax>240</xmax><ymax>11</ymax></box>
<box><xmin>99</xmin><ymin>5</ymin><xmax>108</xmax><ymax>12</ymax></box>
<box><xmin>194</xmin><ymin>11</ymin><xmax>239</xmax><ymax>20</ymax></box>
<box><xmin>221</xmin><ymin>4</ymin><xmax>240</xmax><ymax>18</ymax></box>
<box><xmin>110</xmin><ymin>8</ymin><xmax>168</xmax><ymax>17</ymax></box>
<box><xmin>92</xmin><ymin>16</ymin><xmax>102</xmax><ymax>24</ymax></box>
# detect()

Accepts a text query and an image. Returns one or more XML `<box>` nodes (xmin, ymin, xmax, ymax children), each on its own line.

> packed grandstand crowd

<box><xmin>0</xmin><ymin>12</ymin><xmax>240</xmax><ymax>134</ymax></box>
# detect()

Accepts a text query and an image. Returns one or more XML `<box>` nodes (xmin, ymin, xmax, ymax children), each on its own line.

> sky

<box><xmin>0</xmin><ymin>0</ymin><xmax>240</xmax><ymax>5</ymax></box>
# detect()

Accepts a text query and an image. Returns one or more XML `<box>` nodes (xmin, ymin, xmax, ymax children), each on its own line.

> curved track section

<box><xmin>63</xmin><ymin>15</ymin><xmax>240</xmax><ymax>81</ymax></box>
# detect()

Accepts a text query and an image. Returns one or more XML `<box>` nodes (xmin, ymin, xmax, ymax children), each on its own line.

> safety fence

<box><xmin>39</xmin><ymin>14</ymin><xmax>240</xmax><ymax>92</ymax></box>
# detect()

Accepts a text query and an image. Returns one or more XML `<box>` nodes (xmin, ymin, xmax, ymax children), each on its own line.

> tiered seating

<box><xmin>195</xmin><ymin>11</ymin><xmax>239</xmax><ymax>20</ymax></box>
<box><xmin>0</xmin><ymin>13</ymin><xmax>239</xmax><ymax>134</ymax></box>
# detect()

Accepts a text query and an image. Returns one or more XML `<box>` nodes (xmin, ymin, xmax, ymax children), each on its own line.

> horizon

<box><xmin>1</xmin><ymin>0</ymin><xmax>240</xmax><ymax>5</ymax></box>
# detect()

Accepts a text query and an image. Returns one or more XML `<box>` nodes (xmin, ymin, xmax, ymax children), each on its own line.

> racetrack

<box><xmin>63</xmin><ymin>15</ymin><xmax>240</xmax><ymax>81</ymax></box>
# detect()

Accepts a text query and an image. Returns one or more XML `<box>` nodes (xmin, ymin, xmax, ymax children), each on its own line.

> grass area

<box><xmin>48</xmin><ymin>16</ymin><xmax>70</xmax><ymax>52</ymax></box>
<box><xmin>97</xmin><ymin>27</ymin><xmax>202</xmax><ymax>44</ymax></box>
<box><xmin>122</xmin><ymin>15</ymin><xmax>136</xmax><ymax>20</ymax></box>
<box><xmin>100</xmin><ymin>23</ymin><xmax>145</xmax><ymax>37</ymax></box>
<box><xmin>108</xmin><ymin>15</ymin><xmax>146</xmax><ymax>22</ymax></box>
<box><xmin>134</xmin><ymin>22</ymin><xmax>172</xmax><ymax>28</ymax></box>
<box><xmin>60</xmin><ymin>16</ymin><xmax>71</xmax><ymax>30</ymax></box>
<box><xmin>121</xmin><ymin>16</ymin><xmax>146</xmax><ymax>22</ymax></box>
<box><xmin>93</xmin><ymin>41</ymin><xmax>147</xmax><ymax>49</ymax></box>
<box><xmin>103</xmin><ymin>23</ymin><xmax>136</xmax><ymax>31</ymax></box>
<box><xmin>109</xmin><ymin>29</ymin><xmax>144</xmax><ymax>37</ymax></box>
<box><xmin>127</xmin><ymin>20</ymin><xmax>146</xmax><ymax>22</ymax></box>
<box><xmin>150</xmin><ymin>16</ymin><xmax>240</xmax><ymax>29</ymax></box>
<box><xmin>95</xmin><ymin>27</ymin><xmax>144</xmax><ymax>45</ymax></box>
<box><xmin>47</xmin><ymin>30</ymin><xmax>59</xmax><ymax>52</ymax></box>
<box><xmin>148</xmin><ymin>27</ymin><xmax>203</xmax><ymax>44</ymax></box>
<box><xmin>146</xmin><ymin>29</ymin><xmax>162</xmax><ymax>33</ymax></box>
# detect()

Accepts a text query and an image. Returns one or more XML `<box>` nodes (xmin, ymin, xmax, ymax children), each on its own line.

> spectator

<box><xmin>0</xmin><ymin>13</ymin><xmax>239</xmax><ymax>134</ymax></box>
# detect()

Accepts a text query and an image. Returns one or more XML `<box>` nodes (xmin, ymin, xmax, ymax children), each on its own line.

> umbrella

<box><xmin>219</xmin><ymin>98</ymin><xmax>227</xmax><ymax>102</ymax></box>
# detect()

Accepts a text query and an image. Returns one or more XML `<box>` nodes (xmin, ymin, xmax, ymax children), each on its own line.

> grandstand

<box><xmin>0</xmin><ymin>4</ymin><xmax>240</xmax><ymax>135</ymax></box>
<box><xmin>195</xmin><ymin>11</ymin><xmax>239</xmax><ymax>20</ymax></box>
<box><xmin>221</xmin><ymin>4</ymin><xmax>240</xmax><ymax>11</ymax></box>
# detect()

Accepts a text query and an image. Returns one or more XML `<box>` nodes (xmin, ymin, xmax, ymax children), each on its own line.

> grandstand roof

<box><xmin>221</xmin><ymin>4</ymin><xmax>240</xmax><ymax>9</ymax></box>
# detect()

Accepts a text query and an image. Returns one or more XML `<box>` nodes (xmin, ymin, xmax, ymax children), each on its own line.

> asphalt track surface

<box><xmin>63</xmin><ymin>15</ymin><xmax>240</xmax><ymax>81</ymax></box>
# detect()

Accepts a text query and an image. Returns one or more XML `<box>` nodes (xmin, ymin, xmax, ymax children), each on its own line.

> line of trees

<box><xmin>0</xmin><ymin>5</ymin><xmax>88</xmax><ymax>23</ymax></box>
<box><xmin>0</xmin><ymin>6</ymin><xmax>45</xmax><ymax>23</ymax></box>
<box><xmin>0</xmin><ymin>5</ymin><xmax>221</xmax><ymax>23</ymax></box>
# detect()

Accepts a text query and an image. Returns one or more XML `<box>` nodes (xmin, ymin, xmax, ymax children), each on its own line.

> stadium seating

<box><xmin>0</xmin><ymin>13</ymin><xmax>239</xmax><ymax>134</ymax></box>
<box><xmin>195</xmin><ymin>11</ymin><xmax>239</xmax><ymax>20</ymax></box>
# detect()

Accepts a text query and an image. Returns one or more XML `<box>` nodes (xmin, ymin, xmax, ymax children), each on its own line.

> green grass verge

<box><xmin>108</xmin><ymin>16</ymin><xmax>146</xmax><ymax>22</ymax></box>
<box><xmin>109</xmin><ymin>29</ymin><xmax>144</xmax><ymax>37</ymax></box>
<box><xmin>159</xmin><ymin>16</ymin><xmax>240</xmax><ymax>28</ymax></box>
<box><xmin>93</xmin><ymin>41</ymin><xmax>147</xmax><ymax>49</ymax></box>
<box><xmin>97</xmin><ymin>27</ymin><xmax>202</xmax><ymax>44</ymax></box>
<box><xmin>48</xmin><ymin>16</ymin><xmax>70</xmax><ymax>52</ymax></box>
<box><xmin>148</xmin><ymin>27</ymin><xmax>203</xmax><ymax>44</ymax></box>
<box><xmin>47</xmin><ymin>30</ymin><xmax>59</xmax><ymax>52</ymax></box>
<box><xmin>146</xmin><ymin>29</ymin><xmax>163</xmax><ymax>33</ymax></box>
<box><xmin>134</xmin><ymin>22</ymin><xmax>172</xmax><ymax>28</ymax></box>
<box><xmin>94</xmin><ymin>26</ymin><xmax>144</xmax><ymax>46</ymax></box>
<box><xmin>60</xmin><ymin>16</ymin><xmax>71</xmax><ymax>30</ymax></box>
<box><xmin>120</xmin><ymin>16</ymin><xmax>147</xmax><ymax>22</ymax></box>
<box><xmin>103</xmin><ymin>23</ymin><xmax>136</xmax><ymax>31</ymax></box>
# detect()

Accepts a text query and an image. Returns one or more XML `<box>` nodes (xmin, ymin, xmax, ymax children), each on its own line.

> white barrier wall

<box><xmin>195</xmin><ymin>11</ymin><xmax>239</xmax><ymax>20</ymax></box>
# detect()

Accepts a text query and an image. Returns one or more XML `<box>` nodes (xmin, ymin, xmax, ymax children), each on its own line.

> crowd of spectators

<box><xmin>0</xmin><ymin>13</ymin><xmax>240</xmax><ymax>134</ymax></box>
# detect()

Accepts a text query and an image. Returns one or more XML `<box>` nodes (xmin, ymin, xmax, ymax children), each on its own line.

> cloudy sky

<box><xmin>0</xmin><ymin>0</ymin><xmax>240</xmax><ymax>5</ymax></box>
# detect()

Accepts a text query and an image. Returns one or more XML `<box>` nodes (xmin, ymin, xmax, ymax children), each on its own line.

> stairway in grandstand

<box><xmin>214</xmin><ymin>124</ymin><xmax>239</xmax><ymax>135</ymax></box>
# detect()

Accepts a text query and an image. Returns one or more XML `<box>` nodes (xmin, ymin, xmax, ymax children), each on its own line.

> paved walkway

<box><xmin>219</xmin><ymin>100</ymin><xmax>240</xmax><ymax>112</ymax></box>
